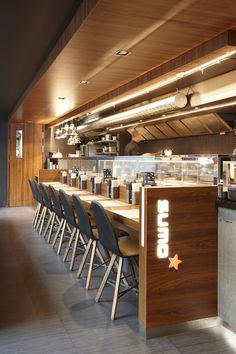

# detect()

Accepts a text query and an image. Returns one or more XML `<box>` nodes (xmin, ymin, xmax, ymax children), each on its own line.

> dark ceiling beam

<box><xmin>9</xmin><ymin>0</ymin><xmax>100</xmax><ymax>120</ymax></box>
<box><xmin>49</xmin><ymin>29</ymin><xmax>236</xmax><ymax>127</ymax></box>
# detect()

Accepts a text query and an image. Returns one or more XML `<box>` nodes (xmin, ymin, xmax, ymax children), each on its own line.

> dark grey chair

<box><xmin>91</xmin><ymin>201</ymin><xmax>139</xmax><ymax>320</ymax></box>
<box><xmin>48</xmin><ymin>185</ymin><xmax>64</xmax><ymax>244</ymax></box>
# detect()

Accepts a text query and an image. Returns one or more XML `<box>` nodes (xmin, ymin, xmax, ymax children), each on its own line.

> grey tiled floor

<box><xmin>0</xmin><ymin>206</ymin><xmax>236</xmax><ymax>354</ymax></box>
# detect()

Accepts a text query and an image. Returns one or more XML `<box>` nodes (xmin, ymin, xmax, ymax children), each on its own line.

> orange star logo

<box><xmin>168</xmin><ymin>254</ymin><xmax>182</xmax><ymax>270</ymax></box>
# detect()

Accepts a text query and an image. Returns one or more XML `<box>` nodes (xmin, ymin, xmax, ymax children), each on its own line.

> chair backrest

<box><xmin>72</xmin><ymin>194</ymin><xmax>93</xmax><ymax>239</ymax></box>
<box><xmin>91</xmin><ymin>201</ymin><xmax>121</xmax><ymax>256</ymax></box>
<box><xmin>33</xmin><ymin>180</ymin><xmax>43</xmax><ymax>204</ymax></box>
<box><xmin>40</xmin><ymin>183</ymin><xmax>52</xmax><ymax>209</ymax></box>
<box><xmin>59</xmin><ymin>189</ymin><xmax>76</xmax><ymax>227</ymax></box>
<box><xmin>28</xmin><ymin>179</ymin><xmax>37</xmax><ymax>201</ymax></box>
<box><xmin>48</xmin><ymin>185</ymin><xmax>63</xmax><ymax>218</ymax></box>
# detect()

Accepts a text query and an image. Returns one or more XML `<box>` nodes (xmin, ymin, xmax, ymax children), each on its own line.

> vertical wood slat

<box><xmin>8</xmin><ymin>122</ymin><xmax>43</xmax><ymax>206</ymax></box>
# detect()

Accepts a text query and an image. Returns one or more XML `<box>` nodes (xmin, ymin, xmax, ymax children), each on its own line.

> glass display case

<box><xmin>98</xmin><ymin>155</ymin><xmax>217</xmax><ymax>186</ymax></box>
<box><xmin>58</xmin><ymin>157</ymin><xmax>97</xmax><ymax>173</ymax></box>
<box><xmin>218</xmin><ymin>155</ymin><xmax>236</xmax><ymax>200</ymax></box>
<box><xmin>56</xmin><ymin>155</ymin><xmax>217</xmax><ymax>186</ymax></box>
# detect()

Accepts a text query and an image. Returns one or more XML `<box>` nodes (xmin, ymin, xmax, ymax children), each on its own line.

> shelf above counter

<box><xmin>96</xmin><ymin>140</ymin><xmax>118</xmax><ymax>143</ymax></box>
<box><xmin>96</xmin><ymin>152</ymin><xmax>118</xmax><ymax>155</ymax></box>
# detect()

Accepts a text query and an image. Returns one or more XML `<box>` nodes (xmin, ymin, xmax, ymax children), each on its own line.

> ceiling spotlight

<box><xmin>115</xmin><ymin>50</ymin><xmax>130</xmax><ymax>56</ymax></box>
<box><xmin>80</xmin><ymin>80</ymin><xmax>89</xmax><ymax>84</ymax></box>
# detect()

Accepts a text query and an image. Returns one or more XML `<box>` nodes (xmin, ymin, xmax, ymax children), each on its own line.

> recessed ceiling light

<box><xmin>115</xmin><ymin>50</ymin><xmax>130</xmax><ymax>56</ymax></box>
<box><xmin>80</xmin><ymin>80</ymin><xmax>89</xmax><ymax>84</ymax></box>
<box><xmin>58</xmin><ymin>97</ymin><xmax>66</xmax><ymax>100</ymax></box>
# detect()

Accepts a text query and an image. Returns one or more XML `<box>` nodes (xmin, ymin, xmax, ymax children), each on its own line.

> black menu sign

<box><xmin>143</xmin><ymin>172</ymin><xmax>156</xmax><ymax>186</ymax></box>
<box><xmin>103</xmin><ymin>169</ymin><xmax>112</xmax><ymax>180</ymax></box>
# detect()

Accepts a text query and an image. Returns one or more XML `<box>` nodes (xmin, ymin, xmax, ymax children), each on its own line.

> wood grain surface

<box><xmin>139</xmin><ymin>186</ymin><xmax>217</xmax><ymax>329</ymax></box>
<box><xmin>8</xmin><ymin>123</ymin><xmax>43</xmax><ymax>206</ymax></box>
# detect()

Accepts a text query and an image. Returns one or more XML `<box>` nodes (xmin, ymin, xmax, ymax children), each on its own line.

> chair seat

<box><xmin>115</xmin><ymin>228</ymin><xmax>129</xmax><ymax>238</ymax></box>
<box><xmin>92</xmin><ymin>227</ymin><xmax>129</xmax><ymax>240</ymax></box>
<box><xmin>89</xmin><ymin>215</ymin><xmax>97</xmax><ymax>228</ymax></box>
<box><xmin>118</xmin><ymin>238</ymin><xmax>139</xmax><ymax>257</ymax></box>
<box><xmin>92</xmin><ymin>228</ymin><xmax>99</xmax><ymax>240</ymax></box>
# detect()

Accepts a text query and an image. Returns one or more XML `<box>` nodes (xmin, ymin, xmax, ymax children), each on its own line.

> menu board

<box><xmin>143</xmin><ymin>172</ymin><xmax>156</xmax><ymax>186</ymax></box>
<box><xmin>103</xmin><ymin>168</ymin><xmax>112</xmax><ymax>180</ymax></box>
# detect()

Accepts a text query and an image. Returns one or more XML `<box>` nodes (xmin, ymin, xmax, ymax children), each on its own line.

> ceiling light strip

<box><xmin>108</xmin><ymin>99</ymin><xmax>236</xmax><ymax>131</ymax></box>
<box><xmin>90</xmin><ymin>50</ymin><xmax>236</xmax><ymax>115</ymax></box>
<box><xmin>100</xmin><ymin>93</ymin><xmax>187</xmax><ymax>126</ymax></box>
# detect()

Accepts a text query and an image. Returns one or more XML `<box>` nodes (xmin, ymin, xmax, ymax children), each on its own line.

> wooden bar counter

<box><xmin>139</xmin><ymin>185</ymin><xmax>217</xmax><ymax>338</ymax></box>
<box><xmin>46</xmin><ymin>182</ymin><xmax>217</xmax><ymax>338</ymax></box>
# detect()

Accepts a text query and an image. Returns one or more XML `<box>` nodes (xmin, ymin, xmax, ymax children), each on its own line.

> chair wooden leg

<box><xmin>95</xmin><ymin>246</ymin><xmax>106</xmax><ymax>265</ymax></box>
<box><xmin>111</xmin><ymin>257</ymin><xmax>123</xmax><ymax>320</ymax></box>
<box><xmin>43</xmin><ymin>211</ymin><xmax>53</xmax><ymax>238</ymax></box>
<box><xmin>63</xmin><ymin>227</ymin><xmax>76</xmax><ymax>262</ymax></box>
<box><xmin>52</xmin><ymin>219</ymin><xmax>64</xmax><ymax>248</ymax></box>
<box><xmin>86</xmin><ymin>240</ymin><xmax>97</xmax><ymax>290</ymax></box>
<box><xmin>95</xmin><ymin>254</ymin><xmax>116</xmax><ymax>303</ymax></box>
<box><xmin>114</xmin><ymin>259</ymin><xmax>128</xmax><ymax>287</ymax></box>
<box><xmin>32</xmin><ymin>203</ymin><xmax>40</xmax><ymax>226</ymax></box>
<box><xmin>57</xmin><ymin>220</ymin><xmax>66</xmax><ymax>255</ymax></box>
<box><xmin>36</xmin><ymin>206</ymin><xmax>45</xmax><ymax>230</ymax></box>
<box><xmin>79</xmin><ymin>233</ymin><xmax>87</xmax><ymax>250</ymax></box>
<box><xmin>128</xmin><ymin>257</ymin><xmax>138</xmax><ymax>288</ymax></box>
<box><xmin>47</xmin><ymin>213</ymin><xmax>56</xmax><ymax>243</ymax></box>
<box><xmin>66</xmin><ymin>224</ymin><xmax>72</xmax><ymax>233</ymax></box>
<box><xmin>77</xmin><ymin>238</ymin><xmax>93</xmax><ymax>278</ymax></box>
<box><xmin>33</xmin><ymin>203</ymin><xmax>41</xmax><ymax>227</ymax></box>
<box><xmin>69</xmin><ymin>230</ymin><xmax>80</xmax><ymax>271</ymax></box>
<box><xmin>39</xmin><ymin>207</ymin><xmax>47</xmax><ymax>234</ymax></box>
<box><xmin>32</xmin><ymin>206</ymin><xmax>37</xmax><ymax>225</ymax></box>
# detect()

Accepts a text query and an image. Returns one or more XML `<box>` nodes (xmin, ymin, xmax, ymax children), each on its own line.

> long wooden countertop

<box><xmin>46</xmin><ymin>182</ymin><xmax>140</xmax><ymax>232</ymax></box>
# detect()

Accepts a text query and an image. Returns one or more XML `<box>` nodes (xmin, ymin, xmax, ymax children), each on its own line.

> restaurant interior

<box><xmin>1</xmin><ymin>1</ymin><xmax>236</xmax><ymax>353</ymax></box>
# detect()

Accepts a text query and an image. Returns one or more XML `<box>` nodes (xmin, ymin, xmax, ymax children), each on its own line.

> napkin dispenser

<box><xmin>68</xmin><ymin>172</ymin><xmax>77</xmax><ymax>187</ymax></box>
<box><xmin>126</xmin><ymin>182</ymin><xmax>132</xmax><ymax>204</ymax></box>
<box><xmin>111</xmin><ymin>179</ymin><xmax>120</xmax><ymax>199</ymax></box>
<box><xmin>94</xmin><ymin>177</ymin><xmax>102</xmax><ymax>194</ymax></box>
<box><xmin>60</xmin><ymin>171</ymin><xmax>67</xmax><ymax>184</ymax></box>
<box><xmin>78</xmin><ymin>174</ymin><xmax>87</xmax><ymax>190</ymax></box>
<box><xmin>90</xmin><ymin>176</ymin><xmax>95</xmax><ymax>193</ymax></box>
<box><xmin>131</xmin><ymin>183</ymin><xmax>141</xmax><ymax>205</ymax></box>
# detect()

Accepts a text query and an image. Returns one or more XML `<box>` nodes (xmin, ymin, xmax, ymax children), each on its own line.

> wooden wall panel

<box><xmin>8</xmin><ymin>123</ymin><xmax>43</xmax><ymax>206</ymax></box>
<box><xmin>0</xmin><ymin>116</ymin><xmax>8</xmax><ymax>207</ymax></box>
<box><xmin>139</xmin><ymin>132</ymin><xmax>236</xmax><ymax>155</ymax></box>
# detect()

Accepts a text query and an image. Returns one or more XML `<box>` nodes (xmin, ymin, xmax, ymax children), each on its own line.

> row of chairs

<box><xmin>28</xmin><ymin>179</ymin><xmax>139</xmax><ymax>320</ymax></box>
